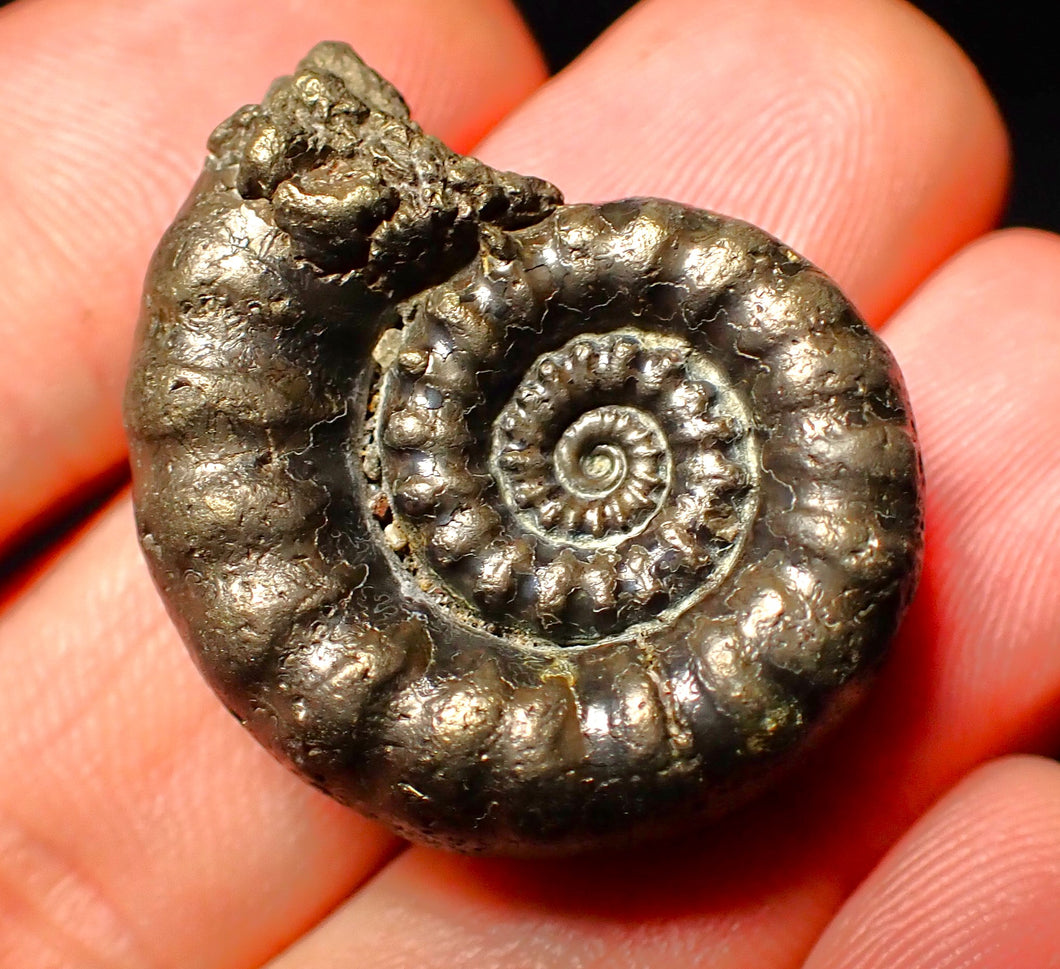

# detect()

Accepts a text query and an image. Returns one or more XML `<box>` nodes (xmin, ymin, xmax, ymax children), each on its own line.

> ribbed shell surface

<box><xmin>124</xmin><ymin>43</ymin><xmax>924</xmax><ymax>855</ymax></box>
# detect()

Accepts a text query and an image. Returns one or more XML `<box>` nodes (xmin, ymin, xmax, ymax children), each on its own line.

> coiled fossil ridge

<box><xmin>124</xmin><ymin>43</ymin><xmax>924</xmax><ymax>855</ymax></box>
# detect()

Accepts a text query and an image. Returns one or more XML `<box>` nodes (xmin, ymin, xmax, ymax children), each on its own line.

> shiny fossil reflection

<box><xmin>124</xmin><ymin>42</ymin><xmax>924</xmax><ymax>855</ymax></box>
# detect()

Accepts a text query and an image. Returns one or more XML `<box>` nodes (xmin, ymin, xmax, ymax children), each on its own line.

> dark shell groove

<box><xmin>124</xmin><ymin>42</ymin><xmax>924</xmax><ymax>855</ymax></box>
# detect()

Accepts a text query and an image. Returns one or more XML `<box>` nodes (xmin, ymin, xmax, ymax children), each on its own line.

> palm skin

<box><xmin>1</xmin><ymin>1</ymin><xmax>1058</xmax><ymax>967</ymax></box>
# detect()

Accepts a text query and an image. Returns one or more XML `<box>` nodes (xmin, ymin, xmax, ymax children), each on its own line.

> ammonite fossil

<box><xmin>124</xmin><ymin>42</ymin><xmax>924</xmax><ymax>855</ymax></box>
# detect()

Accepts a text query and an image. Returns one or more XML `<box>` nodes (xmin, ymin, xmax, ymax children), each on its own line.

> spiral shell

<box><xmin>124</xmin><ymin>43</ymin><xmax>924</xmax><ymax>855</ymax></box>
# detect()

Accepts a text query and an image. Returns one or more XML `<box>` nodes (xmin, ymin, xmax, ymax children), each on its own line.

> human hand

<box><xmin>1</xmin><ymin>1</ymin><xmax>1057</xmax><ymax>967</ymax></box>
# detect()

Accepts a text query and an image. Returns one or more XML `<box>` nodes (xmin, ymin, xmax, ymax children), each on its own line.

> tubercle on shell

<box><xmin>124</xmin><ymin>42</ymin><xmax>925</xmax><ymax>855</ymax></box>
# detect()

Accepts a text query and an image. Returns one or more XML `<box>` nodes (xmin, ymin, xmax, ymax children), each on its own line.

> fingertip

<box><xmin>890</xmin><ymin>226</ymin><xmax>1060</xmax><ymax>326</ymax></box>
<box><xmin>806</xmin><ymin>756</ymin><xmax>1060</xmax><ymax>969</ymax></box>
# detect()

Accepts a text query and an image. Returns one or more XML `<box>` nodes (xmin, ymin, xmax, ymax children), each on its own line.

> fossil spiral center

<box><xmin>577</xmin><ymin>446</ymin><xmax>620</xmax><ymax>487</ymax></box>
<box><xmin>501</xmin><ymin>404</ymin><xmax>670</xmax><ymax>547</ymax></box>
<box><xmin>375</xmin><ymin>327</ymin><xmax>760</xmax><ymax>645</ymax></box>
<box><xmin>567</xmin><ymin>440</ymin><xmax>624</xmax><ymax>494</ymax></box>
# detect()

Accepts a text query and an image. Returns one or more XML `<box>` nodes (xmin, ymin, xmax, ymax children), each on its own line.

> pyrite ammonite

<box><xmin>124</xmin><ymin>42</ymin><xmax>924</xmax><ymax>855</ymax></box>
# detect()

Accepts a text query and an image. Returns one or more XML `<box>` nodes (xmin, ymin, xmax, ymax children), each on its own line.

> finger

<box><xmin>869</xmin><ymin>228</ymin><xmax>1060</xmax><ymax>777</ymax></box>
<box><xmin>476</xmin><ymin>0</ymin><xmax>1008</xmax><ymax>326</ymax></box>
<box><xmin>804</xmin><ymin>756</ymin><xmax>1060</xmax><ymax>969</ymax></box>
<box><xmin>0</xmin><ymin>496</ymin><xmax>401</xmax><ymax>969</ymax></box>
<box><xmin>0</xmin><ymin>0</ymin><xmax>544</xmax><ymax>552</ymax></box>
<box><xmin>256</xmin><ymin>230</ymin><xmax>1060</xmax><ymax>969</ymax></box>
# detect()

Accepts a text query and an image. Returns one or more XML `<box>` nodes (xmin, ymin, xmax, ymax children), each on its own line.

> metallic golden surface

<box><xmin>124</xmin><ymin>43</ymin><xmax>924</xmax><ymax>855</ymax></box>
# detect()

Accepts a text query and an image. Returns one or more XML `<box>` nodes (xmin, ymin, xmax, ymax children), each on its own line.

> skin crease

<box><xmin>2</xmin><ymin>1</ymin><xmax>1059</xmax><ymax>969</ymax></box>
